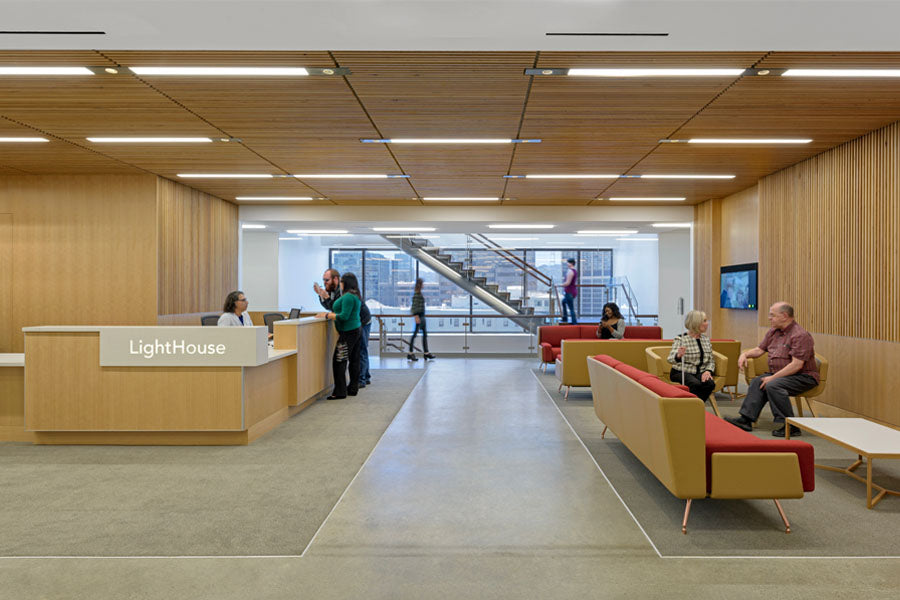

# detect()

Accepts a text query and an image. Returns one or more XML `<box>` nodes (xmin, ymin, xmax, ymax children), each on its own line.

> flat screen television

<box><xmin>720</xmin><ymin>263</ymin><xmax>758</xmax><ymax>310</ymax></box>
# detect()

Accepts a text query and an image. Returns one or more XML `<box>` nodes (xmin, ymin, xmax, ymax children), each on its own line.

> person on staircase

<box><xmin>407</xmin><ymin>277</ymin><xmax>435</xmax><ymax>361</ymax></box>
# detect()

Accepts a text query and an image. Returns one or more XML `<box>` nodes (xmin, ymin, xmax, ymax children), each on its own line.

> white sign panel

<box><xmin>99</xmin><ymin>326</ymin><xmax>268</xmax><ymax>367</ymax></box>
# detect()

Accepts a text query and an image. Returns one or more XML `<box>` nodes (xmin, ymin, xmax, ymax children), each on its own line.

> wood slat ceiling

<box><xmin>0</xmin><ymin>51</ymin><xmax>899</xmax><ymax>204</ymax></box>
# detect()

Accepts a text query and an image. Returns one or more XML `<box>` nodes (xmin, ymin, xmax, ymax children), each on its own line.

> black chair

<box><xmin>200</xmin><ymin>315</ymin><xmax>220</xmax><ymax>326</ymax></box>
<box><xmin>263</xmin><ymin>312</ymin><xmax>286</xmax><ymax>334</ymax></box>
<box><xmin>288</xmin><ymin>307</ymin><xmax>302</xmax><ymax>319</ymax></box>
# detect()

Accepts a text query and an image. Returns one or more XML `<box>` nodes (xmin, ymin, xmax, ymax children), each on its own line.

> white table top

<box><xmin>266</xmin><ymin>347</ymin><xmax>297</xmax><ymax>363</ymax></box>
<box><xmin>787</xmin><ymin>417</ymin><xmax>900</xmax><ymax>458</ymax></box>
<box><xmin>0</xmin><ymin>353</ymin><xmax>25</xmax><ymax>367</ymax></box>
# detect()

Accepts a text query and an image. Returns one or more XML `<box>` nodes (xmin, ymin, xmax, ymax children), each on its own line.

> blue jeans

<box><xmin>561</xmin><ymin>293</ymin><xmax>577</xmax><ymax>324</ymax></box>
<box><xmin>358</xmin><ymin>321</ymin><xmax>371</xmax><ymax>384</ymax></box>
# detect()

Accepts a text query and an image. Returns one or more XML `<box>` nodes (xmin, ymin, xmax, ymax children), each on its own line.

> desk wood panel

<box><xmin>25</xmin><ymin>332</ymin><xmax>243</xmax><ymax>431</ymax></box>
<box><xmin>0</xmin><ymin>214</ymin><xmax>10</xmax><ymax>352</ymax></box>
<box><xmin>244</xmin><ymin>355</ymin><xmax>296</xmax><ymax>428</ymax></box>
<box><xmin>297</xmin><ymin>321</ymin><xmax>336</xmax><ymax>403</ymax></box>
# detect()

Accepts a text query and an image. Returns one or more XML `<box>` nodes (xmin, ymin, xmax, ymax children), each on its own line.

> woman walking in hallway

<box><xmin>407</xmin><ymin>277</ymin><xmax>435</xmax><ymax>361</ymax></box>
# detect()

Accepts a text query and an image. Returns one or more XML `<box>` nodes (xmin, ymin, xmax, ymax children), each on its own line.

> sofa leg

<box><xmin>773</xmin><ymin>499</ymin><xmax>791</xmax><ymax>534</ymax></box>
<box><xmin>558</xmin><ymin>382</ymin><xmax>563</xmax><ymax>392</ymax></box>
<box><xmin>682</xmin><ymin>499</ymin><xmax>692</xmax><ymax>534</ymax></box>
<box><xmin>708</xmin><ymin>393</ymin><xmax>722</xmax><ymax>418</ymax></box>
<box><xmin>564</xmin><ymin>386</ymin><xmax>570</xmax><ymax>400</ymax></box>
<box><xmin>601</xmin><ymin>425</ymin><xmax>607</xmax><ymax>439</ymax></box>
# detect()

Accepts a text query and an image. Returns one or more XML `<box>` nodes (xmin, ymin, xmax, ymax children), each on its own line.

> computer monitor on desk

<box><xmin>289</xmin><ymin>307</ymin><xmax>302</xmax><ymax>319</ymax></box>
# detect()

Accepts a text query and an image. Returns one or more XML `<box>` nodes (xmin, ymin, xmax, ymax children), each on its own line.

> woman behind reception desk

<box><xmin>218</xmin><ymin>291</ymin><xmax>254</xmax><ymax>327</ymax></box>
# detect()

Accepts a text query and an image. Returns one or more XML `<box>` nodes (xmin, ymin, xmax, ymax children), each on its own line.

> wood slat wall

<box><xmin>157</xmin><ymin>178</ymin><xmax>239</xmax><ymax>316</ymax></box>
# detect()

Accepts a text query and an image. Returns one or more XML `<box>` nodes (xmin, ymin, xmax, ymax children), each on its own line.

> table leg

<box><xmin>867</xmin><ymin>458</ymin><xmax>873</xmax><ymax>509</ymax></box>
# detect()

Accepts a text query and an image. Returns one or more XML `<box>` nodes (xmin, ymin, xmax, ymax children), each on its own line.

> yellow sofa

<box><xmin>555</xmin><ymin>338</ymin><xmax>741</xmax><ymax>398</ymax></box>
<box><xmin>586</xmin><ymin>355</ymin><xmax>815</xmax><ymax>533</ymax></box>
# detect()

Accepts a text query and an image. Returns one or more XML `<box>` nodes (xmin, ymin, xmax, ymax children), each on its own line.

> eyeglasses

<box><xmin>237</xmin><ymin>297</ymin><xmax>248</xmax><ymax>302</ymax></box>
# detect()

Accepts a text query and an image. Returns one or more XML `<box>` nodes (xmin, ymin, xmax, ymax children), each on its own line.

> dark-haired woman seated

<box><xmin>597</xmin><ymin>302</ymin><xmax>626</xmax><ymax>339</ymax></box>
<box><xmin>217</xmin><ymin>291</ymin><xmax>254</xmax><ymax>326</ymax></box>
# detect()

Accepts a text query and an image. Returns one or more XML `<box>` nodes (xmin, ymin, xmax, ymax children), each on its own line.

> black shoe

<box><xmin>424</xmin><ymin>353</ymin><xmax>435</xmax><ymax>360</ymax></box>
<box><xmin>326</xmin><ymin>395</ymin><xmax>346</xmax><ymax>400</ymax></box>
<box><xmin>348</xmin><ymin>391</ymin><xmax>358</xmax><ymax>397</ymax></box>
<box><xmin>407</xmin><ymin>354</ymin><xmax>418</xmax><ymax>361</ymax></box>
<box><xmin>358</xmin><ymin>383</ymin><xmax>366</xmax><ymax>389</ymax></box>
<box><xmin>725</xmin><ymin>415</ymin><xmax>753</xmax><ymax>432</ymax></box>
<box><xmin>772</xmin><ymin>425</ymin><xmax>801</xmax><ymax>438</ymax></box>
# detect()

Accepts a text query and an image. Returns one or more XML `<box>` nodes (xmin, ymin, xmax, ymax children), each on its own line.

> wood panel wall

<box><xmin>157</xmin><ymin>178</ymin><xmax>238</xmax><ymax>317</ymax></box>
<box><xmin>0</xmin><ymin>175</ymin><xmax>159</xmax><ymax>352</ymax></box>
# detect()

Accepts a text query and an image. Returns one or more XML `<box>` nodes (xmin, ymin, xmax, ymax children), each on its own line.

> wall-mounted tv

<box><xmin>720</xmin><ymin>263</ymin><xmax>758</xmax><ymax>310</ymax></box>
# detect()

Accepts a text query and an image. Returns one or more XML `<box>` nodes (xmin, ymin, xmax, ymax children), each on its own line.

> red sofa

<box><xmin>537</xmin><ymin>324</ymin><xmax>663</xmax><ymax>368</ymax></box>
<box><xmin>588</xmin><ymin>354</ymin><xmax>814</xmax><ymax>533</ymax></box>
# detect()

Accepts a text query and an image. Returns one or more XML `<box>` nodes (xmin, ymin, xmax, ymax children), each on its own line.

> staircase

<box><xmin>382</xmin><ymin>234</ymin><xmax>541</xmax><ymax>332</ymax></box>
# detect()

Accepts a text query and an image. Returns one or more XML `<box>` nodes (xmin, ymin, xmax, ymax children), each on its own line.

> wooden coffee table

<box><xmin>786</xmin><ymin>417</ymin><xmax>900</xmax><ymax>508</ymax></box>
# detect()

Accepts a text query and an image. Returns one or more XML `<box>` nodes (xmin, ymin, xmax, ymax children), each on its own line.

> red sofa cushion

<box><xmin>592</xmin><ymin>354</ymin><xmax>622</xmax><ymax>368</ymax></box>
<box><xmin>579</xmin><ymin>325</ymin><xmax>599</xmax><ymax>339</ymax></box>
<box><xmin>540</xmin><ymin>325</ymin><xmax>582</xmax><ymax>347</ymax></box>
<box><xmin>614</xmin><ymin>363</ymin><xmax>649</xmax><ymax>381</ymax></box>
<box><xmin>704</xmin><ymin>412</ymin><xmax>815</xmax><ymax>493</ymax></box>
<box><xmin>636</xmin><ymin>375</ymin><xmax>697</xmax><ymax>399</ymax></box>
<box><xmin>623</xmin><ymin>326</ymin><xmax>663</xmax><ymax>339</ymax></box>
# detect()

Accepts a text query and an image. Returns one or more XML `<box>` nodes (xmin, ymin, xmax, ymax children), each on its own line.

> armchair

<box><xmin>645</xmin><ymin>345</ymin><xmax>728</xmax><ymax>417</ymax></box>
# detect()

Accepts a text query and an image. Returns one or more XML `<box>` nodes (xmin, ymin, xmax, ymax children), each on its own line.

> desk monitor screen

<box><xmin>289</xmin><ymin>308</ymin><xmax>302</xmax><ymax>319</ymax></box>
<box><xmin>720</xmin><ymin>263</ymin><xmax>758</xmax><ymax>310</ymax></box>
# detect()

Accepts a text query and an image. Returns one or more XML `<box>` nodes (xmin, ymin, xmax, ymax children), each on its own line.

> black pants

<box><xmin>739</xmin><ymin>373</ymin><xmax>818</xmax><ymax>424</ymax></box>
<box><xmin>409</xmin><ymin>315</ymin><xmax>429</xmax><ymax>353</ymax></box>
<box><xmin>332</xmin><ymin>327</ymin><xmax>361</xmax><ymax>397</ymax></box>
<box><xmin>670</xmin><ymin>369</ymin><xmax>717</xmax><ymax>402</ymax></box>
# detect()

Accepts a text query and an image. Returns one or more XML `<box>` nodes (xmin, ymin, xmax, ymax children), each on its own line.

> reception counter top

<box><xmin>0</xmin><ymin>353</ymin><xmax>24</xmax><ymax>367</ymax></box>
<box><xmin>19</xmin><ymin>321</ymin><xmax>335</xmax><ymax>445</ymax></box>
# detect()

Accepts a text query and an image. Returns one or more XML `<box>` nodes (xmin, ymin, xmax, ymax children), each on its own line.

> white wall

<box><xmin>610</xmin><ymin>239</ymin><xmax>658</xmax><ymax>317</ymax></box>
<box><xmin>240</xmin><ymin>231</ymin><xmax>280</xmax><ymax>311</ymax></box>
<box><xmin>278</xmin><ymin>236</ymin><xmax>332</xmax><ymax>312</ymax></box>
<box><xmin>657</xmin><ymin>231</ymin><xmax>692</xmax><ymax>339</ymax></box>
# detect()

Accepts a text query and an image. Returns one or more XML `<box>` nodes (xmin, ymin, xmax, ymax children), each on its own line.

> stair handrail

<box><xmin>467</xmin><ymin>233</ymin><xmax>553</xmax><ymax>288</ymax></box>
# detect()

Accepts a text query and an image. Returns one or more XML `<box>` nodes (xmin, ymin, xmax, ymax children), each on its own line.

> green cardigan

<box><xmin>331</xmin><ymin>293</ymin><xmax>361</xmax><ymax>332</ymax></box>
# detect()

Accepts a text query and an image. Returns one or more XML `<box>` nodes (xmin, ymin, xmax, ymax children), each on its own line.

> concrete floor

<box><xmin>2</xmin><ymin>358</ymin><xmax>899</xmax><ymax>599</ymax></box>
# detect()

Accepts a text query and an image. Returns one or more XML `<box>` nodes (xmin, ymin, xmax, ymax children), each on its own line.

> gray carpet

<box><xmin>0</xmin><ymin>369</ymin><xmax>425</xmax><ymax>557</ymax></box>
<box><xmin>534</xmin><ymin>368</ymin><xmax>900</xmax><ymax>557</ymax></box>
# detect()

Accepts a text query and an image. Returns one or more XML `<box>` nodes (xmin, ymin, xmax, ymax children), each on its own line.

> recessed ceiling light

<box><xmin>360</xmin><ymin>138</ymin><xmax>541</xmax><ymax>144</ymax></box>
<box><xmin>278</xmin><ymin>237</ymin><xmax>304</xmax><ymax>241</ymax></box>
<box><xmin>488</xmin><ymin>224</ymin><xmax>555</xmax><ymax>229</ymax></box>
<box><xmin>576</xmin><ymin>230</ymin><xmax>639</xmax><ymax>235</ymax></box>
<box><xmin>608</xmin><ymin>197</ymin><xmax>686</xmax><ymax>202</ymax></box>
<box><xmin>372</xmin><ymin>227</ymin><xmax>437</xmax><ymax>232</ymax></box>
<box><xmin>505</xmin><ymin>174</ymin><xmax>620</xmax><ymax>179</ymax></box>
<box><xmin>421</xmin><ymin>197</ymin><xmax>501</xmax><ymax>202</ymax></box>
<box><xmin>236</xmin><ymin>196</ymin><xmax>315</xmax><ymax>201</ymax></box>
<box><xmin>652</xmin><ymin>223</ymin><xmax>692</xmax><ymax>228</ymax></box>
<box><xmin>660</xmin><ymin>138</ymin><xmax>812</xmax><ymax>144</ymax></box>
<box><xmin>0</xmin><ymin>67</ymin><xmax>93</xmax><ymax>75</ymax></box>
<box><xmin>567</xmin><ymin>68</ymin><xmax>744</xmax><ymax>77</ymax></box>
<box><xmin>783</xmin><ymin>69</ymin><xmax>900</xmax><ymax>78</ymax></box>
<box><xmin>87</xmin><ymin>137</ymin><xmax>213</xmax><ymax>143</ymax></box>
<box><xmin>0</xmin><ymin>137</ymin><xmax>48</xmax><ymax>142</ymax></box>
<box><xmin>286</xmin><ymin>229</ymin><xmax>349</xmax><ymax>234</ymax></box>
<box><xmin>293</xmin><ymin>174</ymin><xmax>409</xmax><ymax>179</ymax></box>
<box><xmin>241</xmin><ymin>224</ymin><xmax>266</xmax><ymax>229</ymax></box>
<box><xmin>489</xmin><ymin>237</ymin><xmax>539</xmax><ymax>241</ymax></box>
<box><xmin>178</xmin><ymin>173</ymin><xmax>273</xmax><ymax>178</ymax></box>
<box><xmin>639</xmin><ymin>174</ymin><xmax>735</xmax><ymax>179</ymax></box>
<box><xmin>130</xmin><ymin>67</ymin><xmax>309</xmax><ymax>76</ymax></box>
<box><xmin>617</xmin><ymin>237</ymin><xmax>659</xmax><ymax>242</ymax></box>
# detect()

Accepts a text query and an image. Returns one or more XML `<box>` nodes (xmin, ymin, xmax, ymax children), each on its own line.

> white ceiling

<box><xmin>2</xmin><ymin>1</ymin><xmax>900</xmax><ymax>51</ymax></box>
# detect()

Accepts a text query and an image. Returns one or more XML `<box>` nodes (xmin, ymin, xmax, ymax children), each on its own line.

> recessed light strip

<box><xmin>567</xmin><ymin>68</ymin><xmax>745</xmax><ymax>77</ymax></box>
<box><xmin>652</xmin><ymin>223</ymin><xmax>692</xmax><ymax>228</ymax></box>
<box><xmin>488</xmin><ymin>224</ymin><xmax>555</xmax><ymax>229</ymax></box>
<box><xmin>0</xmin><ymin>137</ymin><xmax>48</xmax><ymax>142</ymax></box>
<box><xmin>286</xmin><ymin>229</ymin><xmax>349</xmax><ymax>234</ymax></box>
<box><xmin>178</xmin><ymin>173</ymin><xmax>273</xmax><ymax>179</ymax></box>
<box><xmin>293</xmin><ymin>174</ymin><xmax>409</xmax><ymax>179</ymax></box>
<box><xmin>783</xmin><ymin>69</ymin><xmax>900</xmax><ymax>78</ymax></box>
<box><xmin>576</xmin><ymin>230</ymin><xmax>639</xmax><ymax>235</ymax></box>
<box><xmin>506</xmin><ymin>174</ymin><xmax>733</xmax><ymax>179</ymax></box>
<box><xmin>88</xmin><ymin>137</ymin><xmax>212</xmax><ymax>143</ymax></box>
<box><xmin>660</xmin><ymin>138</ymin><xmax>812</xmax><ymax>144</ymax></box>
<box><xmin>0</xmin><ymin>67</ymin><xmax>93</xmax><ymax>75</ymax></box>
<box><xmin>607</xmin><ymin>197</ymin><xmax>686</xmax><ymax>202</ymax></box>
<box><xmin>360</xmin><ymin>138</ymin><xmax>541</xmax><ymax>144</ymax></box>
<box><xmin>236</xmin><ymin>196</ymin><xmax>315</xmax><ymax>201</ymax></box>
<box><xmin>130</xmin><ymin>67</ymin><xmax>309</xmax><ymax>76</ymax></box>
<box><xmin>241</xmin><ymin>224</ymin><xmax>266</xmax><ymax>229</ymax></box>
<box><xmin>372</xmin><ymin>227</ymin><xmax>437</xmax><ymax>232</ymax></box>
<box><xmin>421</xmin><ymin>197</ymin><xmax>501</xmax><ymax>202</ymax></box>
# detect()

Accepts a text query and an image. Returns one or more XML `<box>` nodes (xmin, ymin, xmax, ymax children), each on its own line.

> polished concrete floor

<box><xmin>2</xmin><ymin>358</ymin><xmax>898</xmax><ymax>599</ymax></box>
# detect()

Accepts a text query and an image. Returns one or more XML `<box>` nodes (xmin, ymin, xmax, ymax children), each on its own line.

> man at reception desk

<box><xmin>217</xmin><ymin>291</ymin><xmax>254</xmax><ymax>326</ymax></box>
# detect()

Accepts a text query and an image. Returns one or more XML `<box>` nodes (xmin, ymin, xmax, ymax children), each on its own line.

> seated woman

<box><xmin>217</xmin><ymin>291</ymin><xmax>254</xmax><ymax>326</ymax></box>
<box><xmin>667</xmin><ymin>310</ymin><xmax>716</xmax><ymax>402</ymax></box>
<box><xmin>596</xmin><ymin>302</ymin><xmax>626</xmax><ymax>339</ymax></box>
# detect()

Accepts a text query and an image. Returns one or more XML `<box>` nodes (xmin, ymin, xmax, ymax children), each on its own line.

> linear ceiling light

<box><xmin>0</xmin><ymin>137</ymin><xmax>48</xmax><ymax>142</ymax></box>
<box><xmin>783</xmin><ymin>69</ymin><xmax>900</xmax><ymax>78</ymax></box>
<box><xmin>130</xmin><ymin>67</ymin><xmax>309</xmax><ymax>76</ymax></box>
<box><xmin>490</xmin><ymin>237</ymin><xmax>539</xmax><ymax>241</ymax></box>
<box><xmin>488</xmin><ymin>224</ymin><xmax>555</xmax><ymax>229</ymax></box>
<box><xmin>608</xmin><ymin>197</ymin><xmax>686</xmax><ymax>202</ymax></box>
<box><xmin>279</xmin><ymin>237</ymin><xmax>304</xmax><ymax>241</ymax></box>
<box><xmin>371</xmin><ymin>227</ymin><xmax>437</xmax><ymax>232</ymax></box>
<box><xmin>660</xmin><ymin>138</ymin><xmax>812</xmax><ymax>144</ymax></box>
<box><xmin>88</xmin><ymin>137</ymin><xmax>212</xmax><ymax>143</ymax></box>
<box><xmin>652</xmin><ymin>223</ymin><xmax>692</xmax><ymax>228</ymax></box>
<box><xmin>236</xmin><ymin>196</ymin><xmax>315</xmax><ymax>201</ymax></box>
<box><xmin>286</xmin><ymin>229</ymin><xmax>349</xmax><ymax>234</ymax></box>
<box><xmin>178</xmin><ymin>173</ymin><xmax>273</xmax><ymax>178</ymax></box>
<box><xmin>241</xmin><ymin>224</ymin><xmax>266</xmax><ymax>229</ymax></box>
<box><xmin>360</xmin><ymin>138</ymin><xmax>541</xmax><ymax>144</ymax></box>
<box><xmin>0</xmin><ymin>67</ymin><xmax>93</xmax><ymax>75</ymax></box>
<box><xmin>617</xmin><ymin>237</ymin><xmax>659</xmax><ymax>242</ymax></box>
<box><xmin>576</xmin><ymin>230</ymin><xmax>639</xmax><ymax>235</ymax></box>
<box><xmin>293</xmin><ymin>174</ymin><xmax>409</xmax><ymax>179</ymax></box>
<box><xmin>505</xmin><ymin>174</ymin><xmax>620</xmax><ymax>179</ymax></box>
<box><xmin>567</xmin><ymin>68</ymin><xmax>744</xmax><ymax>77</ymax></box>
<box><xmin>639</xmin><ymin>174</ymin><xmax>735</xmax><ymax>179</ymax></box>
<box><xmin>421</xmin><ymin>197</ymin><xmax>501</xmax><ymax>202</ymax></box>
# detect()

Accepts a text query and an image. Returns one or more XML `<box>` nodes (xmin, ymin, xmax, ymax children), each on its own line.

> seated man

<box><xmin>726</xmin><ymin>302</ymin><xmax>819</xmax><ymax>437</ymax></box>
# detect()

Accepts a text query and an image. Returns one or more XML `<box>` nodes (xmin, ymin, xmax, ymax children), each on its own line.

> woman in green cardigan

<box><xmin>317</xmin><ymin>272</ymin><xmax>362</xmax><ymax>399</ymax></box>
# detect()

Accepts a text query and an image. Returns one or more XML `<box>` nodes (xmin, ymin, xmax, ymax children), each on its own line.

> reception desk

<box><xmin>20</xmin><ymin>318</ymin><xmax>335</xmax><ymax>445</ymax></box>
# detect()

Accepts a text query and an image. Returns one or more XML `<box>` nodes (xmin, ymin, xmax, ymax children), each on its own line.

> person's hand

<box><xmin>676</xmin><ymin>347</ymin><xmax>686</xmax><ymax>359</ymax></box>
<box><xmin>738</xmin><ymin>353</ymin><xmax>747</xmax><ymax>371</ymax></box>
<box><xmin>315</xmin><ymin>312</ymin><xmax>327</xmax><ymax>319</ymax></box>
<box><xmin>760</xmin><ymin>375</ymin><xmax>774</xmax><ymax>389</ymax></box>
<box><xmin>414</xmin><ymin>315</ymin><xmax>421</xmax><ymax>324</ymax></box>
<box><xmin>313</xmin><ymin>282</ymin><xmax>321</xmax><ymax>293</ymax></box>
<box><xmin>701</xmin><ymin>371</ymin><xmax>713</xmax><ymax>383</ymax></box>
